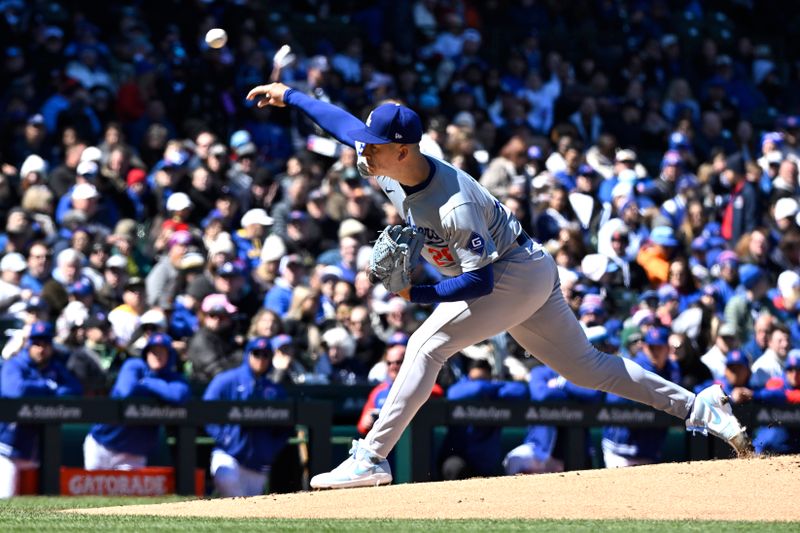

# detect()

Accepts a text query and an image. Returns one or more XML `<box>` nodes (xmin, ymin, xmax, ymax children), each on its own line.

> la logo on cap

<box><xmin>366</xmin><ymin>111</ymin><xmax>373</xmax><ymax>127</ymax></box>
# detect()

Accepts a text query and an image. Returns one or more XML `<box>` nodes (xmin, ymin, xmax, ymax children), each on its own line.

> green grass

<box><xmin>0</xmin><ymin>496</ymin><xmax>797</xmax><ymax>532</ymax></box>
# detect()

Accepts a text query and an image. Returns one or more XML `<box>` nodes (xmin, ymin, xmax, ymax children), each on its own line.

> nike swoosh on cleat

<box><xmin>385</xmin><ymin>189</ymin><xmax>394</xmax><ymax>193</ymax></box>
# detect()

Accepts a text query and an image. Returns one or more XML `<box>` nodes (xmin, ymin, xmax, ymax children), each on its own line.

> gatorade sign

<box><xmin>60</xmin><ymin>467</ymin><xmax>204</xmax><ymax>496</ymax></box>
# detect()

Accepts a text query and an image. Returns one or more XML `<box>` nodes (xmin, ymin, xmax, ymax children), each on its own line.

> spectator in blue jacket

<box><xmin>439</xmin><ymin>358</ymin><xmax>528</xmax><ymax>480</ymax></box>
<box><xmin>749</xmin><ymin>352</ymin><xmax>800</xmax><ymax>455</ymax></box>
<box><xmin>83</xmin><ymin>333</ymin><xmax>189</xmax><ymax>470</ymax></box>
<box><xmin>504</xmin><ymin>364</ymin><xmax>603</xmax><ymax>475</ymax></box>
<box><xmin>203</xmin><ymin>336</ymin><xmax>291</xmax><ymax>497</ymax></box>
<box><xmin>602</xmin><ymin>326</ymin><xmax>681</xmax><ymax>468</ymax></box>
<box><xmin>0</xmin><ymin>322</ymin><xmax>81</xmax><ymax>498</ymax></box>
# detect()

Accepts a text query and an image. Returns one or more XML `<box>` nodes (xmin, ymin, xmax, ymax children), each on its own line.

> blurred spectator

<box><xmin>439</xmin><ymin>359</ymin><xmax>528</xmax><ymax>480</ymax></box>
<box><xmin>314</xmin><ymin>326</ymin><xmax>365</xmax><ymax>385</ymax></box>
<box><xmin>188</xmin><ymin>294</ymin><xmax>242</xmax><ymax>385</ymax></box>
<box><xmin>107</xmin><ymin>276</ymin><xmax>146</xmax><ymax>348</ymax></box>
<box><xmin>0</xmin><ymin>322</ymin><xmax>81</xmax><ymax>498</ymax></box>
<box><xmin>268</xmin><ymin>334</ymin><xmax>306</xmax><ymax>386</ymax></box>
<box><xmin>504</xmin><ymin>364</ymin><xmax>602</xmax><ymax>476</ymax></box>
<box><xmin>751</xmin><ymin>322</ymin><xmax>792</xmax><ymax>388</ymax></box>
<box><xmin>84</xmin><ymin>333</ymin><xmax>188</xmax><ymax>470</ymax></box>
<box><xmin>750</xmin><ymin>351</ymin><xmax>800</xmax><ymax>454</ymax></box>
<box><xmin>701</xmin><ymin>323</ymin><xmax>740</xmax><ymax>382</ymax></box>
<box><xmin>203</xmin><ymin>337</ymin><xmax>291</xmax><ymax>496</ymax></box>
<box><xmin>602</xmin><ymin>326</ymin><xmax>680</xmax><ymax>468</ymax></box>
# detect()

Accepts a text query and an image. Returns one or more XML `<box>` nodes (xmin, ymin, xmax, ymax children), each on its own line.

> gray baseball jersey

<box><xmin>371</xmin><ymin>156</ymin><xmax>526</xmax><ymax>276</ymax></box>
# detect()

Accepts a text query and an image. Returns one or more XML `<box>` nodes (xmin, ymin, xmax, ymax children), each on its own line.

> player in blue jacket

<box><xmin>0</xmin><ymin>322</ymin><xmax>82</xmax><ymax>498</ymax></box>
<box><xmin>602</xmin><ymin>326</ymin><xmax>682</xmax><ymax>468</ymax></box>
<box><xmin>83</xmin><ymin>333</ymin><xmax>189</xmax><ymax>470</ymax></box>
<box><xmin>248</xmin><ymin>82</ymin><xmax>750</xmax><ymax>490</ymax></box>
<box><xmin>504</xmin><ymin>364</ymin><xmax>603</xmax><ymax>475</ymax></box>
<box><xmin>439</xmin><ymin>359</ymin><xmax>528</xmax><ymax>479</ymax></box>
<box><xmin>203</xmin><ymin>336</ymin><xmax>292</xmax><ymax>497</ymax></box>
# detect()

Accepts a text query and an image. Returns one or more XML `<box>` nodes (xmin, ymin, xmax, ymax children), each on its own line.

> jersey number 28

<box><xmin>428</xmin><ymin>247</ymin><xmax>454</xmax><ymax>266</ymax></box>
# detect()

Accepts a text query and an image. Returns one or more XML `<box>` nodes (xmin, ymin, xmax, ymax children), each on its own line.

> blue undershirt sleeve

<box><xmin>283</xmin><ymin>89</ymin><xmax>362</xmax><ymax>148</ymax></box>
<box><xmin>409</xmin><ymin>263</ymin><xmax>494</xmax><ymax>304</ymax></box>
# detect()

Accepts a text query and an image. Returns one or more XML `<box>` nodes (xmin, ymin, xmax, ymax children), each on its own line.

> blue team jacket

<box><xmin>442</xmin><ymin>377</ymin><xmax>528</xmax><ymax>476</ymax></box>
<box><xmin>602</xmin><ymin>352</ymin><xmax>681</xmax><ymax>460</ymax></box>
<box><xmin>524</xmin><ymin>366</ymin><xmax>603</xmax><ymax>462</ymax></box>
<box><xmin>202</xmin><ymin>361</ymin><xmax>291</xmax><ymax>472</ymax></box>
<box><xmin>0</xmin><ymin>351</ymin><xmax>82</xmax><ymax>459</ymax></box>
<box><xmin>89</xmin><ymin>354</ymin><xmax>189</xmax><ymax>456</ymax></box>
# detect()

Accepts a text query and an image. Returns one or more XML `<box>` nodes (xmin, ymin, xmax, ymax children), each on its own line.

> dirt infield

<box><xmin>69</xmin><ymin>455</ymin><xmax>800</xmax><ymax>521</ymax></box>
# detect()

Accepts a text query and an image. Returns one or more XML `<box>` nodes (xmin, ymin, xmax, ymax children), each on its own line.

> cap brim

<box><xmin>347</xmin><ymin>127</ymin><xmax>392</xmax><ymax>145</ymax></box>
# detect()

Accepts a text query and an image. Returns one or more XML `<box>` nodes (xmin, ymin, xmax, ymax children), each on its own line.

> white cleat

<box><xmin>686</xmin><ymin>384</ymin><xmax>753</xmax><ymax>455</ymax></box>
<box><xmin>310</xmin><ymin>439</ymin><xmax>392</xmax><ymax>490</ymax></box>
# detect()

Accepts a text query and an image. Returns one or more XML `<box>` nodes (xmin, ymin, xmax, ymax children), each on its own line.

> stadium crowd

<box><xmin>3</xmin><ymin>0</ymin><xmax>800</xmax><ymax>494</ymax></box>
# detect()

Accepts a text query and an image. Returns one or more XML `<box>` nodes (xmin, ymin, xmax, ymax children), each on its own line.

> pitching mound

<box><xmin>69</xmin><ymin>454</ymin><xmax>800</xmax><ymax>521</ymax></box>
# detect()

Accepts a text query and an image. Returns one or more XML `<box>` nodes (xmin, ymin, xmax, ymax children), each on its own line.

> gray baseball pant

<box><xmin>364</xmin><ymin>246</ymin><xmax>696</xmax><ymax>458</ymax></box>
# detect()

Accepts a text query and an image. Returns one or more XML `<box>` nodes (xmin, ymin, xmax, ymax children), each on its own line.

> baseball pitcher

<box><xmin>246</xmin><ymin>82</ymin><xmax>752</xmax><ymax>489</ymax></box>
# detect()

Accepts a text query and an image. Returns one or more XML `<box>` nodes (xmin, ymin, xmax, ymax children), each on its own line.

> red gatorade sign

<box><xmin>60</xmin><ymin>467</ymin><xmax>204</xmax><ymax>496</ymax></box>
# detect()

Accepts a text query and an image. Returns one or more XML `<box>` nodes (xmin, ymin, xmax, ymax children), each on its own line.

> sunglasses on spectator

<box><xmin>250</xmin><ymin>350</ymin><xmax>272</xmax><ymax>358</ymax></box>
<box><xmin>386</xmin><ymin>359</ymin><xmax>403</xmax><ymax>367</ymax></box>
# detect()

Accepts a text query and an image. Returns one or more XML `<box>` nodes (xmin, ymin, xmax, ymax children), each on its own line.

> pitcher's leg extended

<box><xmin>508</xmin><ymin>256</ymin><xmax>751</xmax><ymax>453</ymax></box>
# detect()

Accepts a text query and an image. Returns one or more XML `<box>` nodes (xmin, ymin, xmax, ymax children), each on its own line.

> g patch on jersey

<box><xmin>468</xmin><ymin>232</ymin><xmax>485</xmax><ymax>255</ymax></box>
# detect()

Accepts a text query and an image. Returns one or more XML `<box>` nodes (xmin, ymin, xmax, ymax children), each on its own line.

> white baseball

<box><xmin>205</xmin><ymin>28</ymin><xmax>227</xmax><ymax>49</ymax></box>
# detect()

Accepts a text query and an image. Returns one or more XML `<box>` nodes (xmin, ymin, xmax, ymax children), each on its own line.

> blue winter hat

<box><xmin>347</xmin><ymin>103</ymin><xmax>422</xmax><ymax>145</ymax></box>
<box><xmin>644</xmin><ymin>326</ymin><xmax>670</xmax><ymax>346</ymax></box>
<box><xmin>650</xmin><ymin>226</ymin><xmax>679</xmax><ymax>247</ymax></box>
<box><xmin>738</xmin><ymin>264</ymin><xmax>765</xmax><ymax>290</ymax></box>
<box><xmin>245</xmin><ymin>336</ymin><xmax>273</xmax><ymax>357</ymax></box>
<box><xmin>725</xmin><ymin>349</ymin><xmax>749</xmax><ymax>368</ymax></box>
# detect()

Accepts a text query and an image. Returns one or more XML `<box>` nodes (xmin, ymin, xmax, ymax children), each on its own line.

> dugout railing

<box><xmin>0</xmin><ymin>398</ymin><xmax>332</xmax><ymax>495</ymax></box>
<box><xmin>409</xmin><ymin>400</ymin><xmax>800</xmax><ymax>482</ymax></box>
<box><xmin>2</xmin><ymin>396</ymin><xmax>799</xmax><ymax>493</ymax></box>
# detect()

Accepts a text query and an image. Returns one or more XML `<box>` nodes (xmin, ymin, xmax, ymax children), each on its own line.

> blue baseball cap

<box><xmin>28</xmin><ymin>321</ymin><xmax>54</xmax><ymax>342</ymax></box>
<box><xmin>691</xmin><ymin>236</ymin><xmax>708</xmax><ymax>252</ymax></box>
<box><xmin>650</xmin><ymin>226</ymin><xmax>679</xmax><ymax>247</ymax></box>
<box><xmin>579</xmin><ymin>302</ymin><xmax>605</xmax><ymax>316</ymax></box>
<box><xmin>348</xmin><ymin>103</ymin><xmax>422</xmax><ymax>145</ymax></box>
<box><xmin>725</xmin><ymin>349</ymin><xmax>749</xmax><ymax>367</ymax></box>
<box><xmin>387</xmin><ymin>332</ymin><xmax>409</xmax><ymax>347</ymax></box>
<box><xmin>271</xmin><ymin>334</ymin><xmax>293</xmax><ymax>352</ymax></box>
<box><xmin>644</xmin><ymin>326</ymin><xmax>670</xmax><ymax>346</ymax></box>
<box><xmin>658</xmin><ymin>285</ymin><xmax>680</xmax><ymax>304</ymax></box>
<box><xmin>145</xmin><ymin>333</ymin><xmax>172</xmax><ymax>350</ymax></box>
<box><xmin>245</xmin><ymin>336</ymin><xmax>273</xmax><ymax>357</ymax></box>
<box><xmin>216</xmin><ymin>261</ymin><xmax>245</xmax><ymax>277</ymax></box>
<box><xmin>68</xmin><ymin>279</ymin><xmax>93</xmax><ymax>297</ymax></box>
<box><xmin>669</xmin><ymin>132</ymin><xmax>692</xmax><ymax>150</ymax></box>
<box><xmin>739</xmin><ymin>264</ymin><xmax>764</xmax><ymax>290</ymax></box>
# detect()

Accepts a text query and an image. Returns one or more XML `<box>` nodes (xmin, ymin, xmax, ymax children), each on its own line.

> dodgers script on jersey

<box><xmin>364</xmin><ymin>156</ymin><xmax>524</xmax><ymax>277</ymax></box>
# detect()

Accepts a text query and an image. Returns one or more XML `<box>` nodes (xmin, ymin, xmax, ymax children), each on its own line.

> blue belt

<box><xmin>516</xmin><ymin>231</ymin><xmax>532</xmax><ymax>247</ymax></box>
